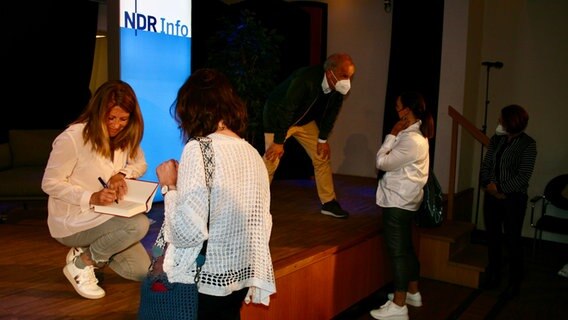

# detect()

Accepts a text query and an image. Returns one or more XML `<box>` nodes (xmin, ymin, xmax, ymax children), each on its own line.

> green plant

<box><xmin>206</xmin><ymin>9</ymin><xmax>283</xmax><ymax>152</ymax></box>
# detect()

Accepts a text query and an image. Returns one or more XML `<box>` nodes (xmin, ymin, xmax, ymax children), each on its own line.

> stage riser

<box><xmin>241</xmin><ymin>234</ymin><xmax>392</xmax><ymax>319</ymax></box>
<box><xmin>419</xmin><ymin>221</ymin><xmax>487</xmax><ymax>288</ymax></box>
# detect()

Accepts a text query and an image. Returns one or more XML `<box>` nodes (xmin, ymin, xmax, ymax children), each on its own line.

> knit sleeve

<box><xmin>164</xmin><ymin>140</ymin><xmax>209</xmax><ymax>248</ymax></box>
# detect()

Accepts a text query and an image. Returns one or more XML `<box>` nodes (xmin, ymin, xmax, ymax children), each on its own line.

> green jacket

<box><xmin>262</xmin><ymin>65</ymin><xmax>345</xmax><ymax>144</ymax></box>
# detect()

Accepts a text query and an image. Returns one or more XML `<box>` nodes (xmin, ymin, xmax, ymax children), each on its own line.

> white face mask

<box><xmin>495</xmin><ymin>124</ymin><xmax>507</xmax><ymax>135</ymax></box>
<box><xmin>331</xmin><ymin>70</ymin><xmax>351</xmax><ymax>95</ymax></box>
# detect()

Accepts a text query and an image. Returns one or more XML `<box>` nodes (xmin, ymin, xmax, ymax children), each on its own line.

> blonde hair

<box><xmin>73</xmin><ymin>80</ymin><xmax>144</xmax><ymax>159</ymax></box>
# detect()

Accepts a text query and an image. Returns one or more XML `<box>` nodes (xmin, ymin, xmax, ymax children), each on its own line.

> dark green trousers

<box><xmin>382</xmin><ymin>207</ymin><xmax>420</xmax><ymax>291</ymax></box>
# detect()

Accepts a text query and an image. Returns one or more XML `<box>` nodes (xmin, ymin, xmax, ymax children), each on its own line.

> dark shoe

<box><xmin>500</xmin><ymin>283</ymin><xmax>520</xmax><ymax>300</ymax></box>
<box><xmin>321</xmin><ymin>200</ymin><xmax>349</xmax><ymax>219</ymax></box>
<box><xmin>481</xmin><ymin>269</ymin><xmax>501</xmax><ymax>290</ymax></box>
<box><xmin>481</xmin><ymin>277</ymin><xmax>501</xmax><ymax>290</ymax></box>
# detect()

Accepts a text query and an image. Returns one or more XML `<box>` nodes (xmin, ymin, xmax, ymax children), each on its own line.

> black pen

<box><xmin>98</xmin><ymin>177</ymin><xmax>119</xmax><ymax>204</ymax></box>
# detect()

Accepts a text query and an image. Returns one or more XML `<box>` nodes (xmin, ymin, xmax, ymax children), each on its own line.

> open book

<box><xmin>94</xmin><ymin>179</ymin><xmax>159</xmax><ymax>217</ymax></box>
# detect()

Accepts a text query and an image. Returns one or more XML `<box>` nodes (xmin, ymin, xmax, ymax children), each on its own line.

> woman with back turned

<box><xmin>156</xmin><ymin>68</ymin><xmax>276</xmax><ymax>319</ymax></box>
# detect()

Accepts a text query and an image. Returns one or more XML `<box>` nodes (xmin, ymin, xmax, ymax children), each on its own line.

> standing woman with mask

<box><xmin>371</xmin><ymin>91</ymin><xmax>434</xmax><ymax>320</ymax></box>
<box><xmin>480</xmin><ymin>104</ymin><xmax>536</xmax><ymax>299</ymax></box>
<box><xmin>42</xmin><ymin>80</ymin><xmax>150</xmax><ymax>299</ymax></box>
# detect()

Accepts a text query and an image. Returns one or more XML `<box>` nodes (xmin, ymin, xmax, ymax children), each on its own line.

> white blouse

<box><xmin>376</xmin><ymin>121</ymin><xmax>429</xmax><ymax>211</ymax></box>
<box><xmin>42</xmin><ymin>123</ymin><xmax>147</xmax><ymax>238</ymax></box>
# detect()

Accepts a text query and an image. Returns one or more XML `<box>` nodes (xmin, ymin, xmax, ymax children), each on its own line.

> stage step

<box><xmin>418</xmin><ymin>220</ymin><xmax>487</xmax><ymax>288</ymax></box>
<box><xmin>448</xmin><ymin>243</ymin><xmax>487</xmax><ymax>272</ymax></box>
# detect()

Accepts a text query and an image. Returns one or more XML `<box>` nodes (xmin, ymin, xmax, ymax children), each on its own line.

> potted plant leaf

<box><xmin>206</xmin><ymin>9</ymin><xmax>283</xmax><ymax>153</ymax></box>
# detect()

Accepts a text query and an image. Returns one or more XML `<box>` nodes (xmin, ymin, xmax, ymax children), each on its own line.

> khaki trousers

<box><xmin>263</xmin><ymin>121</ymin><xmax>336</xmax><ymax>204</ymax></box>
<box><xmin>56</xmin><ymin>213</ymin><xmax>151</xmax><ymax>281</ymax></box>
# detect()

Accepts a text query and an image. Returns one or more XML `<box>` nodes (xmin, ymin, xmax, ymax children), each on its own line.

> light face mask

<box><xmin>495</xmin><ymin>124</ymin><xmax>508</xmax><ymax>135</ymax></box>
<box><xmin>331</xmin><ymin>70</ymin><xmax>351</xmax><ymax>95</ymax></box>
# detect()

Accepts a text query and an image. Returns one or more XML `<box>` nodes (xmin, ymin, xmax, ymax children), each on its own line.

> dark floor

<box><xmin>1</xmin><ymin>195</ymin><xmax>567</xmax><ymax>319</ymax></box>
<box><xmin>333</xmin><ymin>235</ymin><xmax>568</xmax><ymax>320</ymax></box>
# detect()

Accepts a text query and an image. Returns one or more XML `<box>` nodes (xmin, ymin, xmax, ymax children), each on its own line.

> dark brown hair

<box><xmin>500</xmin><ymin>104</ymin><xmax>529</xmax><ymax>134</ymax></box>
<box><xmin>399</xmin><ymin>91</ymin><xmax>435</xmax><ymax>139</ymax></box>
<box><xmin>171</xmin><ymin>68</ymin><xmax>247</xmax><ymax>140</ymax></box>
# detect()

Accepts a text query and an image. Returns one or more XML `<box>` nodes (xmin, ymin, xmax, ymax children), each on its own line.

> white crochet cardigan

<box><xmin>163</xmin><ymin>133</ymin><xmax>276</xmax><ymax>306</ymax></box>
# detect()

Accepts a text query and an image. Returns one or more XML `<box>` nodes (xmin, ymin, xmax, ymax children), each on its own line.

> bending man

<box><xmin>263</xmin><ymin>53</ymin><xmax>355</xmax><ymax>219</ymax></box>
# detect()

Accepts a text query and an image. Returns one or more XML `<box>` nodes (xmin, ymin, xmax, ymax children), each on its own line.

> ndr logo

<box><xmin>123</xmin><ymin>11</ymin><xmax>190</xmax><ymax>37</ymax></box>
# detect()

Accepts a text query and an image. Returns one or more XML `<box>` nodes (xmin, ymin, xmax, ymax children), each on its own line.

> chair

<box><xmin>530</xmin><ymin>174</ymin><xmax>568</xmax><ymax>256</ymax></box>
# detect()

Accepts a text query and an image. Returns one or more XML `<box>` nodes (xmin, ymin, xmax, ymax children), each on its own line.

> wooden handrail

<box><xmin>446</xmin><ymin>105</ymin><xmax>489</xmax><ymax>221</ymax></box>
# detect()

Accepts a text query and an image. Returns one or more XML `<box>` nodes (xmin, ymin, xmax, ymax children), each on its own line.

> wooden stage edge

<box><xmin>240</xmin><ymin>174</ymin><xmax>393</xmax><ymax>320</ymax></box>
<box><xmin>0</xmin><ymin>174</ymin><xmax>392</xmax><ymax>320</ymax></box>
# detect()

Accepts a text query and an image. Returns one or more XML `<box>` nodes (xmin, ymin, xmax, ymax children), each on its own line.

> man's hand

<box><xmin>317</xmin><ymin>142</ymin><xmax>331</xmax><ymax>161</ymax></box>
<box><xmin>264</xmin><ymin>143</ymin><xmax>285</xmax><ymax>162</ymax></box>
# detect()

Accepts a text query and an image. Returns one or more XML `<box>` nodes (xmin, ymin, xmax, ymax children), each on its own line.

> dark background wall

<box><xmin>192</xmin><ymin>0</ymin><xmax>315</xmax><ymax>83</ymax></box>
<box><xmin>2</xmin><ymin>0</ymin><xmax>443</xmax><ymax>182</ymax></box>
<box><xmin>192</xmin><ymin>0</ymin><xmax>327</xmax><ymax>180</ymax></box>
<box><xmin>1</xmin><ymin>1</ymin><xmax>98</xmax><ymax>143</ymax></box>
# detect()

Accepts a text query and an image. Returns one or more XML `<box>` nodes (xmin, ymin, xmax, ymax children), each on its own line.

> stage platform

<box><xmin>240</xmin><ymin>174</ymin><xmax>392</xmax><ymax>319</ymax></box>
<box><xmin>142</xmin><ymin>174</ymin><xmax>392</xmax><ymax>319</ymax></box>
<box><xmin>0</xmin><ymin>174</ymin><xmax>393</xmax><ymax>320</ymax></box>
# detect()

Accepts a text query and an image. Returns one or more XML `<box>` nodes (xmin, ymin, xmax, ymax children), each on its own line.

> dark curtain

<box><xmin>1</xmin><ymin>0</ymin><xmax>98</xmax><ymax>142</ymax></box>
<box><xmin>293</xmin><ymin>1</ymin><xmax>328</xmax><ymax>66</ymax></box>
<box><xmin>232</xmin><ymin>0</ymin><xmax>325</xmax><ymax>180</ymax></box>
<box><xmin>190</xmin><ymin>0</ymin><xmax>232</xmax><ymax>72</ymax></box>
<box><xmin>192</xmin><ymin>0</ymin><xmax>324</xmax><ymax>180</ymax></box>
<box><xmin>382</xmin><ymin>0</ymin><xmax>444</xmax><ymax>167</ymax></box>
<box><xmin>231</xmin><ymin>0</ymin><xmax>312</xmax><ymax>82</ymax></box>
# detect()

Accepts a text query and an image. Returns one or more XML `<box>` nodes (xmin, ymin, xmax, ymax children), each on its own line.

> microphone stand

<box><xmin>474</xmin><ymin>65</ymin><xmax>493</xmax><ymax>229</ymax></box>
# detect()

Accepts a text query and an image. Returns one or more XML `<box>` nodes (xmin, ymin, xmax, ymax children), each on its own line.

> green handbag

<box><xmin>415</xmin><ymin>172</ymin><xmax>443</xmax><ymax>228</ymax></box>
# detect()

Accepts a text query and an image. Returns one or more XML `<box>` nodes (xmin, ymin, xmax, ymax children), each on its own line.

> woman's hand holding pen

<box><xmin>96</xmin><ymin>176</ymin><xmax>120</xmax><ymax>204</ymax></box>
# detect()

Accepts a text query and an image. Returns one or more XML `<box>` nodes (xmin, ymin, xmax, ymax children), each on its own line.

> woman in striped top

<box><xmin>480</xmin><ymin>104</ymin><xmax>537</xmax><ymax>299</ymax></box>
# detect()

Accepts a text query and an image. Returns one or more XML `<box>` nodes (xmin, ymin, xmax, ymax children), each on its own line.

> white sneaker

<box><xmin>63</xmin><ymin>261</ymin><xmax>105</xmax><ymax>299</ymax></box>
<box><xmin>66</xmin><ymin>247</ymin><xmax>84</xmax><ymax>264</ymax></box>
<box><xmin>387</xmin><ymin>291</ymin><xmax>423</xmax><ymax>307</ymax></box>
<box><xmin>370</xmin><ymin>300</ymin><xmax>409</xmax><ymax>320</ymax></box>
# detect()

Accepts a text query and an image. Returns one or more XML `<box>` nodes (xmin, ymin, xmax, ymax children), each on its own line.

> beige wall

<box><xmin>308</xmin><ymin>0</ymin><xmax>568</xmax><ymax>241</ymax></box>
<box><xmin>470</xmin><ymin>0</ymin><xmax>568</xmax><ymax>241</ymax></box>
<box><xmin>288</xmin><ymin>0</ymin><xmax>392</xmax><ymax>178</ymax></box>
